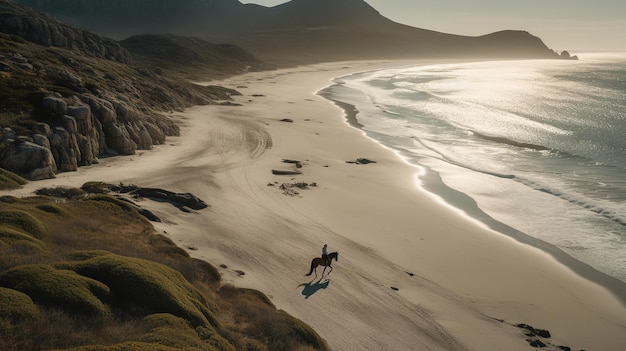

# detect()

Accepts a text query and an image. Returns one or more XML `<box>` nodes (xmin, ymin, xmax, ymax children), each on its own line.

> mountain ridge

<box><xmin>14</xmin><ymin>0</ymin><xmax>562</xmax><ymax>64</ymax></box>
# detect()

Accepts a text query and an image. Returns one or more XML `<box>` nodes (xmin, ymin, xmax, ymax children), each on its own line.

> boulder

<box><xmin>33</xmin><ymin>123</ymin><xmax>51</xmax><ymax>137</ymax></box>
<box><xmin>47</xmin><ymin>68</ymin><xmax>84</xmax><ymax>91</ymax></box>
<box><xmin>80</xmin><ymin>94</ymin><xmax>117</xmax><ymax>124</ymax></box>
<box><xmin>0</xmin><ymin>140</ymin><xmax>56</xmax><ymax>180</ymax></box>
<box><xmin>144</xmin><ymin>121</ymin><xmax>166</xmax><ymax>144</ymax></box>
<box><xmin>42</xmin><ymin>96</ymin><xmax>67</xmax><ymax>116</ymax></box>
<box><xmin>103</xmin><ymin>122</ymin><xmax>137</xmax><ymax>155</ymax></box>
<box><xmin>50</xmin><ymin>126</ymin><xmax>79</xmax><ymax>172</ymax></box>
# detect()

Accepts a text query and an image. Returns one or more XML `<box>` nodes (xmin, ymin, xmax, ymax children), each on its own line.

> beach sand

<box><xmin>9</xmin><ymin>61</ymin><xmax>626</xmax><ymax>350</ymax></box>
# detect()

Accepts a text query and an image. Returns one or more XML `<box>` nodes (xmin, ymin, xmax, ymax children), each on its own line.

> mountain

<box><xmin>14</xmin><ymin>0</ymin><xmax>561</xmax><ymax>64</ymax></box>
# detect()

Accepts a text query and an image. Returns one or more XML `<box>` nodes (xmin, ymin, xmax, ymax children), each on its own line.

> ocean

<box><xmin>320</xmin><ymin>53</ymin><xmax>626</xmax><ymax>286</ymax></box>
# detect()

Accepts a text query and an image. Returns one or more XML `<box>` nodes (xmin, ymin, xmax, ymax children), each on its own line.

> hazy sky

<box><xmin>241</xmin><ymin>0</ymin><xmax>626</xmax><ymax>52</ymax></box>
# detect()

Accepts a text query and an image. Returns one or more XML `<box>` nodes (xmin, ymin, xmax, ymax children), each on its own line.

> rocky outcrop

<box><xmin>0</xmin><ymin>91</ymin><xmax>184</xmax><ymax>178</ymax></box>
<box><xmin>0</xmin><ymin>1</ymin><xmax>247</xmax><ymax>180</ymax></box>
<box><xmin>0</xmin><ymin>138</ymin><xmax>56</xmax><ymax>180</ymax></box>
<box><xmin>560</xmin><ymin>50</ymin><xmax>579</xmax><ymax>60</ymax></box>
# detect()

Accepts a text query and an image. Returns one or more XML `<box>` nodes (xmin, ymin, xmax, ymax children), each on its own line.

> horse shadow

<box><xmin>298</xmin><ymin>278</ymin><xmax>331</xmax><ymax>299</ymax></box>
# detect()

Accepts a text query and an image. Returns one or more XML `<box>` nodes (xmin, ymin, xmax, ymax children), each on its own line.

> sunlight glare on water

<box><xmin>322</xmin><ymin>54</ymin><xmax>626</xmax><ymax>282</ymax></box>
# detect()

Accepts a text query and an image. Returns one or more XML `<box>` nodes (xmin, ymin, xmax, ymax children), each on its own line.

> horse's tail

<box><xmin>305</xmin><ymin>259</ymin><xmax>316</xmax><ymax>276</ymax></box>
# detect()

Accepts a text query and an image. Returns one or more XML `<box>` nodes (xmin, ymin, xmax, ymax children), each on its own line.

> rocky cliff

<box><xmin>0</xmin><ymin>0</ymin><xmax>254</xmax><ymax>180</ymax></box>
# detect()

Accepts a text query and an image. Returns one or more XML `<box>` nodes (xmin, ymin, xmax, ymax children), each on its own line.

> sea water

<box><xmin>320</xmin><ymin>53</ymin><xmax>626</xmax><ymax>284</ymax></box>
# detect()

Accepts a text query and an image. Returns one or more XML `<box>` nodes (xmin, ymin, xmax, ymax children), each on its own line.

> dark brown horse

<box><xmin>305</xmin><ymin>251</ymin><xmax>338</xmax><ymax>277</ymax></box>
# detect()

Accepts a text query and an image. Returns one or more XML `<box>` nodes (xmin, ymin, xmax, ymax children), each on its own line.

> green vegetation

<box><xmin>0</xmin><ymin>168</ymin><xmax>28</xmax><ymax>190</ymax></box>
<box><xmin>0</xmin><ymin>264</ymin><xmax>111</xmax><ymax>316</ymax></box>
<box><xmin>0</xmin><ymin>186</ymin><xmax>328</xmax><ymax>351</ymax></box>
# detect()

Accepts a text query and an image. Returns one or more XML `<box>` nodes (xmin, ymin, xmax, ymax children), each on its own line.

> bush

<box><xmin>0</xmin><ymin>226</ymin><xmax>45</xmax><ymax>248</ymax></box>
<box><xmin>0</xmin><ymin>264</ymin><xmax>111</xmax><ymax>317</ymax></box>
<box><xmin>36</xmin><ymin>203</ymin><xmax>69</xmax><ymax>216</ymax></box>
<box><xmin>0</xmin><ymin>209</ymin><xmax>46</xmax><ymax>239</ymax></box>
<box><xmin>35</xmin><ymin>186</ymin><xmax>88</xmax><ymax>199</ymax></box>
<box><xmin>0</xmin><ymin>168</ymin><xmax>28</xmax><ymax>190</ymax></box>
<box><xmin>140</xmin><ymin>313</ymin><xmax>232</xmax><ymax>351</ymax></box>
<box><xmin>81</xmin><ymin>181</ymin><xmax>118</xmax><ymax>194</ymax></box>
<box><xmin>85</xmin><ymin>194</ymin><xmax>145</xmax><ymax>221</ymax></box>
<box><xmin>0</xmin><ymin>287</ymin><xmax>39</xmax><ymax>322</ymax></box>
<box><xmin>218</xmin><ymin>285</ymin><xmax>328</xmax><ymax>351</ymax></box>
<box><xmin>60</xmin><ymin>251</ymin><xmax>219</xmax><ymax>328</ymax></box>
<box><xmin>55</xmin><ymin>341</ymin><xmax>183</xmax><ymax>351</ymax></box>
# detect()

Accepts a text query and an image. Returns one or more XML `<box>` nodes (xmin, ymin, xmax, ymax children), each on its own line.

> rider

<box><xmin>322</xmin><ymin>244</ymin><xmax>329</xmax><ymax>266</ymax></box>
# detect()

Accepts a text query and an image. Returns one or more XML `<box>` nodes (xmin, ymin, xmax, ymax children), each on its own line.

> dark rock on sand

<box><xmin>528</xmin><ymin>339</ymin><xmax>547</xmax><ymax>348</ymax></box>
<box><xmin>517</xmin><ymin>323</ymin><xmax>551</xmax><ymax>339</ymax></box>
<box><xmin>346</xmin><ymin>158</ymin><xmax>377</xmax><ymax>165</ymax></box>
<box><xmin>272</xmin><ymin>169</ymin><xmax>302</xmax><ymax>176</ymax></box>
<box><xmin>122</xmin><ymin>185</ymin><xmax>209</xmax><ymax>211</ymax></box>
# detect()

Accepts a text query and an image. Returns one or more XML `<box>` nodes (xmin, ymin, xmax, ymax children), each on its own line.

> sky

<box><xmin>241</xmin><ymin>0</ymin><xmax>626</xmax><ymax>52</ymax></box>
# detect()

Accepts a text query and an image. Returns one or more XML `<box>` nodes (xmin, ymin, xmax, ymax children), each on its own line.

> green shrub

<box><xmin>81</xmin><ymin>182</ymin><xmax>117</xmax><ymax>194</ymax></box>
<box><xmin>85</xmin><ymin>195</ymin><xmax>144</xmax><ymax>220</ymax></box>
<box><xmin>54</xmin><ymin>341</ymin><xmax>183</xmax><ymax>351</ymax></box>
<box><xmin>140</xmin><ymin>313</ymin><xmax>230</xmax><ymax>351</ymax></box>
<box><xmin>0</xmin><ymin>209</ymin><xmax>45</xmax><ymax>238</ymax></box>
<box><xmin>36</xmin><ymin>203</ymin><xmax>69</xmax><ymax>216</ymax></box>
<box><xmin>218</xmin><ymin>286</ymin><xmax>328</xmax><ymax>351</ymax></box>
<box><xmin>0</xmin><ymin>226</ymin><xmax>45</xmax><ymax>248</ymax></box>
<box><xmin>36</xmin><ymin>187</ymin><xmax>87</xmax><ymax>199</ymax></box>
<box><xmin>178</xmin><ymin>258</ymin><xmax>221</xmax><ymax>286</ymax></box>
<box><xmin>0</xmin><ymin>287</ymin><xmax>39</xmax><ymax>322</ymax></box>
<box><xmin>60</xmin><ymin>251</ymin><xmax>219</xmax><ymax>328</ymax></box>
<box><xmin>0</xmin><ymin>168</ymin><xmax>28</xmax><ymax>190</ymax></box>
<box><xmin>148</xmin><ymin>234</ymin><xmax>190</xmax><ymax>258</ymax></box>
<box><xmin>0</xmin><ymin>264</ymin><xmax>111</xmax><ymax>317</ymax></box>
<box><xmin>0</xmin><ymin>195</ymin><xmax>19</xmax><ymax>204</ymax></box>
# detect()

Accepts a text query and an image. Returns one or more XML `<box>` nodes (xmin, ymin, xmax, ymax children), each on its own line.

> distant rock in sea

<box><xmin>560</xmin><ymin>50</ymin><xmax>579</xmax><ymax>60</ymax></box>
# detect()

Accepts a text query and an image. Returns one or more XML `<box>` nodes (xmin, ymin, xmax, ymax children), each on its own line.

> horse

<box><xmin>305</xmin><ymin>251</ymin><xmax>339</xmax><ymax>278</ymax></box>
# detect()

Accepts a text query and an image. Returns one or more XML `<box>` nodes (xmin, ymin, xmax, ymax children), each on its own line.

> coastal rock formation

<box><xmin>80</xmin><ymin>182</ymin><xmax>209</xmax><ymax>212</ymax></box>
<box><xmin>0</xmin><ymin>89</ymin><xmax>190</xmax><ymax>177</ymax></box>
<box><xmin>0</xmin><ymin>138</ymin><xmax>56</xmax><ymax>180</ymax></box>
<box><xmin>560</xmin><ymin>50</ymin><xmax>579</xmax><ymax>60</ymax></box>
<box><xmin>0</xmin><ymin>0</ymin><xmax>248</xmax><ymax>179</ymax></box>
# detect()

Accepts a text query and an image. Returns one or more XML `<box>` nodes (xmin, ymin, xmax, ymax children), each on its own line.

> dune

<box><xmin>9</xmin><ymin>60</ymin><xmax>626</xmax><ymax>351</ymax></box>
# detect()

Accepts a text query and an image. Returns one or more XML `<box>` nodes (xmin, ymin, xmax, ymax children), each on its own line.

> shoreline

<box><xmin>5</xmin><ymin>60</ymin><xmax>626</xmax><ymax>350</ymax></box>
<box><xmin>318</xmin><ymin>75</ymin><xmax>626</xmax><ymax>306</ymax></box>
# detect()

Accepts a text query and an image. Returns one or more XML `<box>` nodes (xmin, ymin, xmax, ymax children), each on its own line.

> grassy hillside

<box><xmin>0</xmin><ymin>178</ymin><xmax>328</xmax><ymax>351</ymax></box>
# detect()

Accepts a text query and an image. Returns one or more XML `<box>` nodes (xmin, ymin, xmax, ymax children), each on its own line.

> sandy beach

<box><xmin>9</xmin><ymin>61</ymin><xmax>626</xmax><ymax>350</ymax></box>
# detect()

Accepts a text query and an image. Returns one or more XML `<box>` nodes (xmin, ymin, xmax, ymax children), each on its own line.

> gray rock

<box><xmin>103</xmin><ymin>122</ymin><xmax>136</xmax><ymax>155</ymax></box>
<box><xmin>2</xmin><ymin>127</ymin><xmax>16</xmax><ymax>142</ymax></box>
<box><xmin>0</xmin><ymin>140</ymin><xmax>57</xmax><ymax>180</ymax></box>
<box><xmin>79</xmin><ymin>94</ymin><xmax>117</xmax><ymax>124</ymax></box>
<box><xmin>33</xmin><ymin>123</ymin><xmax>51</xmax><ymax>137</ymax></box>
<box><xmin>42</xmin><ymin>96</ymin><xmax>67</xmax><ymax>115</ymax></box>
<box><xmin>50</xmin><ymin>127</ymin><xmax>79</xmax><ymax>172</ymax></box>
<box><xmin>144</xmin><ymin>121</ymin><xmax>165</xmax><ymax>144</ymax></box>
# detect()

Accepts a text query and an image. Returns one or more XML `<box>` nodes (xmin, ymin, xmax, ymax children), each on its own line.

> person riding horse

<box><xmin>322</xmin><ymin>244</ymin><xmax>329</xmax><ymax>266</ymax></box>
<box><xmin>306</xmin><ymin>245</ymin><xmax>339</xmax><ymax>277</ymax></box>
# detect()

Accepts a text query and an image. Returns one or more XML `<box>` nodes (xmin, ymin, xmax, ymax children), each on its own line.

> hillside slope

<box><xmin>0</xmin><ymin>0</ymin><xmax>264</xmax><ymax>179</ymax></box>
